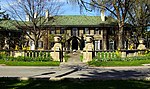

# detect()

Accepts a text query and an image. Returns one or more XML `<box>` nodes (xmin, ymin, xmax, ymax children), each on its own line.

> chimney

<box><xmin>101</xmin><ymin>9</ymin><xmax>105</xmax><ymax>21</ymax></box>
<box><xmin>34</xmin><ymin>12</ymin><xmax>37</xmax><ymax>18</ymax></box>
<box><xmin>45</xmin><ymin>10</ymin><xmax>49</xmax><ymax>22</ymax></box>
<box><xmin>45</xmin><ymin>10</ymin><xmax>49</xmax><ymax>18</ymax></box>
<box><xmin>25</xmin><ymin>14</ymin><xmax>30</xmax><ymax>21</ymax></box>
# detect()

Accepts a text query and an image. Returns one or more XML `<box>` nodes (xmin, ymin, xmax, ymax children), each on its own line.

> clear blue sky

<box><xmin>0</xmin><ymin>0</ymin><xmax>100</xmax><ymax>16</ymax></box>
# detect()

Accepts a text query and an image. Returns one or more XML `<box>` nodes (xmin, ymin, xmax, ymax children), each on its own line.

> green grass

<box><xmin>0</xmin><ymin>60</ymin><xmax>60</xmax><ymax>66</ymax></box>
<box><xmin>88</xmin><ymin>60</ymin><xmax>150</xmax><ymax>67</ymax></box>
<box><xmin>0</xmin><ymin>78</ymin><xmax>150</xmax><ymax>89</ymax></box>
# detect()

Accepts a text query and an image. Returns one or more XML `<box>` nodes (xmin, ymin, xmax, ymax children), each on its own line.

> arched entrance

<box><xmin>67</xmin><ymin>36</ymin><xmax>84</xmax><ymax>50</ymax></box>
<box><xmin>72</xmin><ymin>38</ymin><xmax>78</xmax><ymax>50</ymax></box>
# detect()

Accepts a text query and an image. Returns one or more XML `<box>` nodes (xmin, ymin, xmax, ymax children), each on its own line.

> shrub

<box><xmin>0</xmin><ymin>52</ymin><xmax>7</xmax><ymax>60</ymax></box>
<box><xmin>92</xmin><ymin>50</ymin><xmax>150</xmax><ymax>64</ymax></box>
<box><xmin>64</xmin><ymin>53</ymin><xmax>70</xmax><ymax>62</ymax></box>
<box><xmin>0</xmin><ymin>55</ymin><xmax>53</xmax><ymax>62</ymax></box>
<box><xmin>80</xmin><ymin>55</ymin><xmax>83</xmax><ymax>62</ymax></box>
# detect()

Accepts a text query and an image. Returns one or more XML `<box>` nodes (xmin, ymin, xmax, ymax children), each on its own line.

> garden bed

<box><xmin>0</xmin><ymin>60</ymin><xmax>60</xmax><ymax>66</ymax></box>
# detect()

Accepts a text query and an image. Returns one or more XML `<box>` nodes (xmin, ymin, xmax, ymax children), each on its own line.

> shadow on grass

<box><xmin>0</xmin><ymin>77</ymin><xmax>150</xmax><ymax>89</ymax></box>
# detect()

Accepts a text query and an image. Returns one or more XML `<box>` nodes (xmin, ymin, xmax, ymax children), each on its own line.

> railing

<box><xmin>0</xmin><ymin>50</ymin><xmax>64</xmax><ymax>62</ymax></box>
<box><xmin>0</xmin><ymin>49</ymin><xmax>149</xmax><ymax>62</ymax></box>
<box><xmin>93</xmin><ymin>49</ymin><xmax>149</xmax><ymax>60</ymax></box>
<box><xmin>0</xmin><ymin>50</ymin><xmax>54</xmax><ymax>57</ymax></box>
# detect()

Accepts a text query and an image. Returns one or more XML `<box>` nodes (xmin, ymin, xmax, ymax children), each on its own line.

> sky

<box><xmin>0</xmin><ymin>0</ymin><xmax>99</xmax><ymax>16</ymax></box>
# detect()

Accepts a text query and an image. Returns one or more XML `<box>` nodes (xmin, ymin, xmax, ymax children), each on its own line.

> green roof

<box><xmin>0</xmin><ymin>15</ymin><xmax>118</xmax><ymax>30</ymax></box>
<box><xmin>46</xmin><ymin>15</ymin><xmax>118</xmax><ymax>27</ymax></box>
<box><xmin>0</xmin><ymin>20</ymin><xmax>19</xmax><ymax>31</ymax></box>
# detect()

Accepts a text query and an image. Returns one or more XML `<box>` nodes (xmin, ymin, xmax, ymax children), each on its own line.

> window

<box><xmin>30</xmin><ymin>41</ymin><xmax>35</xmax><ymax>50</ymax></box>
<box><xmin>95</xmin><ymin>28</ymin><xmax>101</xmax><ymax>35</ymax></box>
<box><xmin>30</xmin><ymin>41</ymin><xmax>34</xmax><ymax>46</ymax></box>
<box><xmin>109</xmin><ymin>40</ymin><xmax>115</xmax><ymax>50</ymax></box>
<box><xmin>38</xmin><ymin>41</ymin><xmax>43</xmax><ymax>48</ymax></box>
<box><xmin>50</xmin><ymin>28</ymin><xmax>55</xmax><ymax>34</ymax></box>
<box><xmin>109</xmin><ymin>28</ymin><xmax>115</xmax><ymax>35</ymax></box>
<box><xmin>123</xmin><ymin>40</ymin><xmax>128</xmax><ymax>49</ymax></box>
<box><xmin>72</xmin><ymin>28</ymin><xmax>78</xmax><ymax>36</ymax></box>
<box><xmin>95</xmin><ymin>40</ymin><xmax>102</xmax><ymax>50</ymax></box>
<box><xmin>85</xmin><ymin>28</ymin><xmax>89</xmax><ymax>34</ymax></box>
<box><xmin>60</xmin><ymin>28</ymin><xmax>65</xmax><ymax>34</ymax></box>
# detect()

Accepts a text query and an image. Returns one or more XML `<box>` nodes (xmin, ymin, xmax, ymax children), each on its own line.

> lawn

<box><xmin>88</xmin><ymin>59</ymin><xmax>150</xmax><ymax>67</ymax></box>
<box><xmin>0</xmin><ymin>60</ymin><xmax>60</xmax><ymax>66</ymax></box>
<box><xmin>0</xmin><ymin>78</ymin><xmax>150</xmax><ymax>89</ymax></box>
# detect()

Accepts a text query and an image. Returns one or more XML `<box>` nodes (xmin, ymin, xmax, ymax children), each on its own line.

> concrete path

<box><xmin>0</xmin><ymin>65</ymin><xmax>150</xmax><ymax>80</ymax></box>
<box><xmin>60</xmin><ymin>51</ymin><xmax>87</xmax><ymax>68</ymax></box>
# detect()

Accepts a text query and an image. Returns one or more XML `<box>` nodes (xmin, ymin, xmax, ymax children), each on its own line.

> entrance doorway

<box><xmin>72</xmin><ymin>38</ymin><xmax>78</xmax><ymax>50</ymax></box>
<box><xmin>67</xmin><ymin>36</ymin><xmax>84</xmax><ymax>51</ymax></box>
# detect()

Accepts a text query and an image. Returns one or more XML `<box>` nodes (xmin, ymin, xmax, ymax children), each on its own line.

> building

<box><xmin>24</xmin><ymin>15</ymin><xmax>133</xmax><ymax>51</ymax></box>
<box><xmin>0</xmin><ymin>14</ymin><xmax>133</xmax><ymax>51</ymax></box>
<box><xmin>0</xmin><ymin>20</ymin><xmax>22</xmax><ymax>49</ymax></box>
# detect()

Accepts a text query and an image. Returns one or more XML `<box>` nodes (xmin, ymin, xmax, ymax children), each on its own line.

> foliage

<box><xmin>63</xmin><ymin>53</ymin><xmax>70</xmax><ymax>62</ymax></box>
<box><xmin>6</xmin><ymin>0</ymin><xmax>64</xmax><ymax>49</ymax></box>
<box><xmin>80</xmin><ymin>54</ymin><xmax>83</xmax><ymax>62</ymax></box>
<box><xmin>93</xmin><ymin>52</ymin><xmax>121</xmax><ymax>62</ymax></box>
<box><xmin>68</xmin><ymin>0</ymin><xmax>132</xmax><ymax>49</ymax></box>
<box><xmin>0</xmin><ymin>52</ymin><xmax>7</xmax><ymax>59</ymax></box>
<box><xmin>0</xmin><ymin>51</ymin><xmax>53</xmax><ymax>62</ymax></box>
<box><xmin>127</xmin><ymin>0</ymin><xmax>150</xmax><ymax>38</ymax></box>
<box><xmin>89</xmin><ymin>51</ymin><xmax>150</xmax><ymax>66</ymax></box>
<box><xmin>0</xmin><ymin>56</ymin><xmax>53</xmax><ymax>62</ymax></box>
<box><xmin>0</xmin><ymin>51</ymin><xmax>59</xmax><ymax>66</ymax></box>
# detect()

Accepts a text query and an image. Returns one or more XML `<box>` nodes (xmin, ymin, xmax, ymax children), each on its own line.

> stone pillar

<box><xmin>137</xmin><ymin>39</ymin><xmax>146</xmax><ymax>50</ymax></box>
<box><xmin>83</xmin><ymin>35</ymin><xmax>94</xmax><ymax>62</ymax></box>
<box><xmin>50</xmin><ymin>36</ymin><xmax>62</xmax><ymax>61</ymax></box>
<box><xmin>3</xmin><ymin>37</ymin><xmax>9</xmax><ymax>50</ymax></box>
<box><xmin>137</xmin><ymin>39</ymin><xmax>146</xmax><ymax>55</ymax></box>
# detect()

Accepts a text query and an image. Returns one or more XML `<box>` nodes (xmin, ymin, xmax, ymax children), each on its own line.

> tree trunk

<box><xmin>34</xmin><ymin>39</ymin><xmax>38</xmax><ymax>50</ymax></box>
<box><xmin>118</xmin><ymin>25</ymin><xmax>123</xmax><ymax>49</ymax></box>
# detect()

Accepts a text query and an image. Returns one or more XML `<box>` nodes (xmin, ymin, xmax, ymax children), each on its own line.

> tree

<box><xmin>0</xmin><ymin>2</ymin><xmax>10</xmax><ymax>20</ymax></box>
<box><xmin>127</xmin><ymin>0</ymin><xmax>150</xmax><ymax>39</ymax></box>
<box><xmin>0</xmin><ymin>2</ymin><xmax>5</xmax><ymax>20</ymax></box>
<box><xmin>67</xmin><ymin>0</ymin><xmax>132</xmax><ymax>49</ymax></box>
<box><xmin>6</xmin><ymin>0</ymin><xmax>63</xmax><ymax>50</ymax></box>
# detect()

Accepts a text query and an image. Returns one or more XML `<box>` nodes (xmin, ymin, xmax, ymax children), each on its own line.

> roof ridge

<box><xmin>54</xmin><ymin>15</ymin><xmax>101</xmax><ymax>17</ymax></box>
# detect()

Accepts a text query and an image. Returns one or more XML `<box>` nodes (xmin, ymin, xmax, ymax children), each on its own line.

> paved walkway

<box><xmin>60</xmin><ymin>51</ymin><xmax>87</xmax><ymax>68</ymax></box>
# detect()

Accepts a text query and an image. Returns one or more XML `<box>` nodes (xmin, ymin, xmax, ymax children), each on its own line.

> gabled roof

<box><xmin>46</xmin><ymin>15</ymin><xmax>118</xmax><ymax>27</ymax></box>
